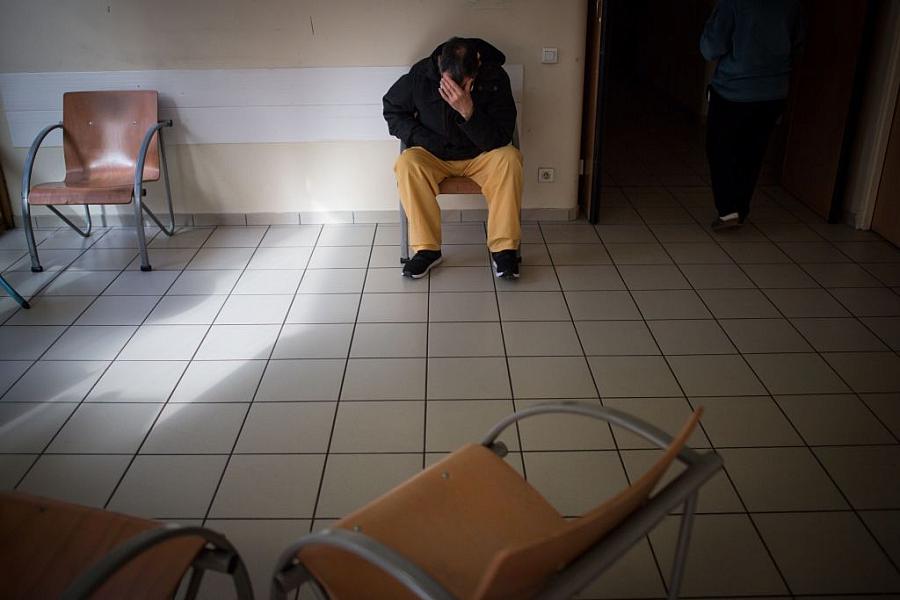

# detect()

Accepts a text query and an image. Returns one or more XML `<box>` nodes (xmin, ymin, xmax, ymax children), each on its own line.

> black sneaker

<box><xmin>711</xmin><ymin>212</ymin><xmax>741</xmax><ymax>231</ymax></box>
<box><xmin>402</xmin><ymin>250</ymin><xmax>442</xmax><ymax>278</ymax></box>
<box><xmin>492</xmin><ymin>249</ymin><xmax>520</xmax><ymax>279</ymax></box>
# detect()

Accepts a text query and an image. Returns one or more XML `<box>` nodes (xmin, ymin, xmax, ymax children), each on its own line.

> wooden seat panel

<box><xmin>297</xmin><ymin>410</ymin><xmax>703</xmax><ymax>600</ymax></box>
<box><xmin>28</xmin><ymin>181</ymin><xmax>135</xmax><ymax>205</ymax></box>
<box><xmin>0</xmin><ymin>492</ymin><xmax>204</xmax><ymax>600</ymax></box>
<box><xmin>439</xmin><ymin>176</ymin><xmax>482</xmax><ymax>195</ymax></box>
<box><xmin>299</xmin><ymin>444</ymin><xmax>564</xmax><ymax>599</ymax></box>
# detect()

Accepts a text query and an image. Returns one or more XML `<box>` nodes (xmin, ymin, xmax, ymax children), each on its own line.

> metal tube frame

<box><xmin>0</xmin><ymin>274</ymin><xmax>29</xmax><ymax>309</ymax></box>
<box><xmin>482</xmin><ymin>402</ymin><xmax>716</xmax><ymax>600</ymax></box>
<box><xmin>272</xmin><ymin>401</ymin><xmax>722</xmax><ymax>600</ymax></box>
<box><xmin>20</xmin><ymin>119</ymin><xmax>177</xmax><ymax>273</ymax></box>
<box><xmin>21</xmin><ymin>122</ymin><xmax>63</xmax><ymax>272</ymax></box>
<box><xmin>47</xmin><ymin>205</ymin><xmax>92</xmax><ymax>237</ymax></box>
<box><xmin>61</xmin><ymin>523</ymin><xmax>253</xmax><ymax>600</ymax></box>
<box><xmin>134</xmin><ymin>119</ymin><xmax>177</xmax><ymax>271</ymax></box>
<box><xmin>270</xmin><ymin>528</ymin><xmax>455</xmax><ymax>600</ymax></box>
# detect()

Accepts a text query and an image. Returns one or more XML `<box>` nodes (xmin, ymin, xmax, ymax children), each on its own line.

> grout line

<box><xmin>617</xmin><ymin>184</ymin><xmax>797</xmax><ymax>595</ymax></box>
<box><xmin>199</xmin><ymin>225</ymin><xmax>317</xmax><ymax>527</ymax></box>
<box><xmin>10</xmin><ymin>228</ymin><xmax>173</xmax><ymax>490</ymax></box>
<box><xmin>541</xmin><ymin>219</ymin><xmax>673</xmax><ymax>594</ymax></box>
<box><xmin>488</xmin><ymin>222</ymin><xmax>526</xmax><ymax>475</ymax></box>
<box><xmin>306</xmin><ymin>227</ymin><xmax>375</xmax><ymax>530</ymax></box>
<box><xmin>99</xmin><ymin>225</ymin><xmax>268</xmax><ymax>511</ymax></box>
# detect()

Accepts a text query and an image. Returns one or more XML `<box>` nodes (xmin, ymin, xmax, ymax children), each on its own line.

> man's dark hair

<box><xmin>439</xmin><ymin>37</ymin><xmax>479</xmax><ymax>85</ymax></box>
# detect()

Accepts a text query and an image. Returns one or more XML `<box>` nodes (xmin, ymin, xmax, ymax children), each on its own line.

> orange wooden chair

<box><xmin>0</xmin><ymin>492</ymin><xmax>253</xmax><ymax>600</ymax></box>
<box><xmin>21</xmin><ymin>90</ymin><xmax>177</xmax><ymax>273</ymax></box>
<box><xmin>271</xmin><ymin>402</ymin><xmax>722</xmax><ymax>600</ymax></box>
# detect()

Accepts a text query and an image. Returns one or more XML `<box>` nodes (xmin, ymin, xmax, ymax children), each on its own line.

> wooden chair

<box><xmin>0</xmin><ymin>492</ymin><xmax>253</xmax><ymax>600</ymax></box>
<box><xmin>21</xmin><ymin>90</ymin><xmax>177</xmax><ymax>273</ymax></box>
<box><xmin>271</xmin><ymin>403</ymin><xmax>722</xmax><ymax>600</ymax></box>
<box><xmin>399</xmin><ymin>127</ymin><xmax>521</xmax><ymax>264</ymax></box>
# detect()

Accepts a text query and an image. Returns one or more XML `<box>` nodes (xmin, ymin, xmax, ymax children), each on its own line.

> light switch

<box><xmin>542</xmin><ymin>47</ymin><xmax>559</xmax><ymax>64</ymax></box>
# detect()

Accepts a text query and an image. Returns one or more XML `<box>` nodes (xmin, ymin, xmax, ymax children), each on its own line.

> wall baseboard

<box><xmin>14</xmin><ymin>207</ymin><xmax>577</xmax><ymax>229</ymax></box>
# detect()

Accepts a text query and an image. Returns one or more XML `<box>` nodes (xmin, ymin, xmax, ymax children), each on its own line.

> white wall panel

<box><xmin>0</xmin><ymin>65</ymin><xmax>523</xmax><ymax>147</ymax></box>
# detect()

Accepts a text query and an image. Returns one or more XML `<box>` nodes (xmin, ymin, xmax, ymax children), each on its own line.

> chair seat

<box><xmin>300</xmin><ymin>444</ymin><xmax>566</xmax><ymax>599</ymax></box>
<box><xmin>0</xmin><ymin>492</ymin><xmax>205</xmax><ymax>599</ymax></box>
<box><xmin>29</xmin><ymin>181</ymin><xmax>136</xmax><ymax>205</ymax></box>
<box><xmin>439</xmin><ymin>176</ymin><xmax>482</xmax><ymax>194</ymax></box>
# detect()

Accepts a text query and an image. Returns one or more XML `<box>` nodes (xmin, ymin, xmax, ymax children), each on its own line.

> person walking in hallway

<box><xmin>701</xmin><ymin>0</ymin><xmax>805</xmax><ymax>230</ymax></box>
<box><xmin>384</xmin><ymin>36</ymin><xmax>523</xmax><ymax>279</ymax></box>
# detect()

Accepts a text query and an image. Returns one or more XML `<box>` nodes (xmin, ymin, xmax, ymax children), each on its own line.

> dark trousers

<box><xmin>706</xmin><ymin>88</ymin><xmax>784</xmax><ymax>219</ymax></box>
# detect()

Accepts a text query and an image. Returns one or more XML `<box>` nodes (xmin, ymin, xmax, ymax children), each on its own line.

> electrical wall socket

<box><xmin>538</xmin><ymin>168</ymin><xmax>555</xmax><ymax>183</ymax></box>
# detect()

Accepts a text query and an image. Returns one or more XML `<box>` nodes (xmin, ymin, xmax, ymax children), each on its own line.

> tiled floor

<box><xmin>2</xmin><ymin>200</ymin><xmax>899</xmax><ymax>597</ymax></box>
<box><xmin>2</xmin><ymin>99</ymin><xmax>900</xmax><ymax>598</ymax></box>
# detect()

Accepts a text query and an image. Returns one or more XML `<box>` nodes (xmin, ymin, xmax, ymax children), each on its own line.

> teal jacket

<box><xmin>701</xmin><ymin>0</ymin><xmax>805</xmax><ymax>102</ymax></box>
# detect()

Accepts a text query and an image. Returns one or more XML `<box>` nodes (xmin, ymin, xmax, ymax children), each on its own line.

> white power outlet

<box><xmin>538</xmin><ymin>168</ymin><xmax>555</xmax><ymax>183</ymax></box>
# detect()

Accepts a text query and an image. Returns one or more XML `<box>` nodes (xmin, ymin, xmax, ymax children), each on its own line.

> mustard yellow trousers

<box><xmin>394</xmin><ymin>145</ymin><xmax>523</xmax><ymax>253</ymax></box>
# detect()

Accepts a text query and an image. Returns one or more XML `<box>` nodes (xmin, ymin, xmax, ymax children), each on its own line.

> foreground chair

<box><xmin>21</xmin><ymin>90</ymin><xmax>176</xmax><ymax>272</ymax></box>
<box><xmin>0</xmin><ymin>492</ymin><xmax>253</xmax><ymax>599</ymax></box>
<box><xmin>271</xmin><ymin>403</ymin><xmax>722</xmax><ymax>600</ymax></box>
<box><xmin>399</xmin><ymin>128</ymin><xmax>521</xmax><ymax>264</ymax></box>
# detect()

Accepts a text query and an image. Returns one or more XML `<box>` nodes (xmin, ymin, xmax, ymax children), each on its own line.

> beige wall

<box><xmin>0</xmin><ymin>0</ymin><xmax>587</xmax><ymax>219</ymax></box>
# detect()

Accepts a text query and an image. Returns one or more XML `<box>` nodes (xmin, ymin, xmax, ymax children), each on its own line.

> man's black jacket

<box><xmin>383</xmin><ymin>38</ymin><xmax>516</xmax><ymax>161</ymax></box>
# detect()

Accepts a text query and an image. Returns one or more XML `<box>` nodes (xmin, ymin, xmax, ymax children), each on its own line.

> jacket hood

<box><xmin>430</xmin><ymin>38</ymin><xmax>506</xmax><ymax>66</ymax></box>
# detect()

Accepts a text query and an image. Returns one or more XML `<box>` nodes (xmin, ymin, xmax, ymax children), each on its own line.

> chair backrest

<box><xmin>0</xmin><ymin>492</ymin><xmax>203</xmax><ymax>599</ymax></box>
<box><xmin>472</xmin><ymin>409</ymin><xmax>703</xmax><ymax>600</ymax></box>
<box><xmin>63</xmin><ymin>90</ymin><xmax>160</xmax><ymax>185</ymax></box>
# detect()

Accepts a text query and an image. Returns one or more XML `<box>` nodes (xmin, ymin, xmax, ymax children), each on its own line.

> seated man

<box><xmin>384</xmin><ymin>37</ymin><xmax>523</xmax><ymax>279</ymax></box>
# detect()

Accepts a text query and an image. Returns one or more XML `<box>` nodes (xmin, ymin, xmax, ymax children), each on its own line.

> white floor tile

<box><xmin>44</xmin><ymin>325</ymin><xmax>136</xmax><ymax>360</ymax></box>
<box><xmin>195</xmin><ymin>324</ymin><xmax>281</xmax><ymax>360</ymax></box>
<box><xmin>3</xmin><ymin>360</ymin><xmax>108</xmax><ymax>403</ymax></box>
<box><xmin>119</xmin><ymin>324</ymin><xmax>209</xmax><ymax>360</ymax></box>
<box><xmin>86</xmin><ymin>360</ymin><xmax>187</xmax><ymax>403</ymax></box>
<box><xmin>76</xmin><ymin>295</ymin><xmax>161</xmax><ymax>325</ymax></box>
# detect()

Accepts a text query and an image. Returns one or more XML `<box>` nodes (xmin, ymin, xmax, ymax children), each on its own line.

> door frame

<box><xmin>578</xmin><ymin>0</ymin><xmax>609</xmax><ymax>224</ymax></box>
<box><xmin>854</xmin><ymin>1</ymin><xmax>900</xmax><ymax>228</ymax></box>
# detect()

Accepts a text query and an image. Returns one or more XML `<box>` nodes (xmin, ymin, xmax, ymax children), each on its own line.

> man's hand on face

<box><xmin>439</xmin><ymin>73</ymin><xmax>475</xmax><ymax>121</ymax></box>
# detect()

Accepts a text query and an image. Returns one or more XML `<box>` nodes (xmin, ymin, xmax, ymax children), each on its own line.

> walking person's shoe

<box><xmin>711</xmin><ymin>212</ymin><xmax>741</xmax><ymax>231</ymax></box>
<box><xmin>402</xmin><ymin>250</ymin><xmax>442</xmax><ymax>278</ymax></box>
<box><xmin>492</xmin><ymin>249</ymin><xmax>520</xmax><ymax>279</ymax></box>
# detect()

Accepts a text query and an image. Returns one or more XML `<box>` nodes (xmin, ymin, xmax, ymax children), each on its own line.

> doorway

<box><xmin>579</xmin><ymin>0</ymin><xmax>874</xmax><ymax>227</ymax></box>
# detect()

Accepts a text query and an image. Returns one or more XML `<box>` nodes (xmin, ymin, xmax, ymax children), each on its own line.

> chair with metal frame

<box><xmin>21</xmin><ymin>90</ymin><xmax>177</xmax><ymax>273</ymax></box>
<box><xmin>271</xmin><ymin>402</ymin><xmax>722</xmax><ymax>600</ymax></box>
<box><xmin>399</xmin><ymin>126</ymin><xmax>521</xmax><ymax>264</ymax></box>
<box><xmin>0</xmin><ymin>491</ymin><xmax>253</xmax><ymax>599</ymax></box>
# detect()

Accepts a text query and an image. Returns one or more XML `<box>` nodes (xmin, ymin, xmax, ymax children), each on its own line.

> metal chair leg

<box><xmin>133</xmin><ymin>190</ymin><xmax>152</xmax><ymax>271</ymax></box>
<box><xmin>140</xmin><ymin>127</ymin><xmax>177</xmax><ymax>238</ymax></box>
<box><xmin>21</xmin><ymin>122</ymin><xmax>62</xmax><ymax>274</ymax></box>
<box><xmin>182</xmin><ymin>566</ymin><xmax>206</xmax><ymax>600</ymax></box>
<box><xmin>0</xmin><ymin>275</ymin><xmax>29</xmax><ymax>309</ymax></box>
<box><xmin>47</xmin><ymin>205</ymin><xmax>92</xmax><ymax>237</ymax></box>
<box><xmin>399</xmin><ymin>200</ymin><xmax>410</xmax><ymax>264</ymax></box>
<box><xmin>21</xmin><ymin>197</ymin><xmax>43</xmax><ymax>273</ymax></box>
<box><xmin>133</xmin><ymin>121</ymin><xmax>178</xmax><ymax>272</ymax></box>
<box><xmin>667</xmin><ymin>492</ymin><xmax>698</xmax><ymax>600</ymax></box>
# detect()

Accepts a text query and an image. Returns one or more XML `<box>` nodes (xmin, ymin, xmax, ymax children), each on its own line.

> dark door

<box><xmin>780</xmin><ymin>0</ymin><xmax>869</xmax><ymax>218</ymax></box>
